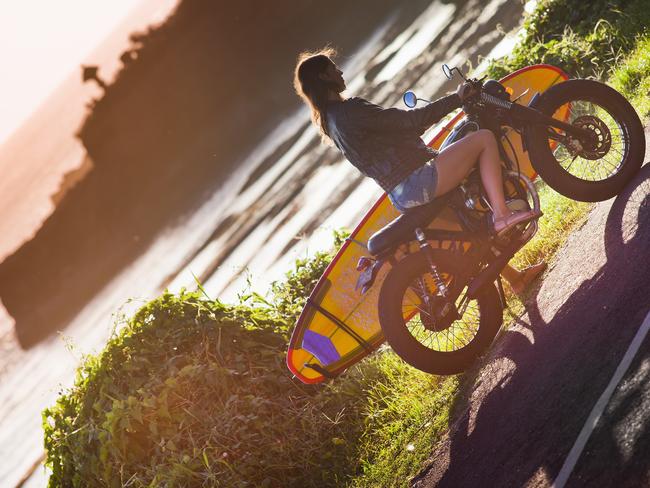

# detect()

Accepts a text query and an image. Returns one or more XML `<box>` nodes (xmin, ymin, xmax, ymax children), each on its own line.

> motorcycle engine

<box><xmin>460</xmin><ymin>172</ymin><xmax>490</xmax><ymax>214</ymax></box>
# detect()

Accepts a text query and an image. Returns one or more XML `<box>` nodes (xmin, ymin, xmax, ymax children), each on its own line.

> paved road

<box><xmin>413</xmin><ymin>133</ymin><xmax>650</xmax><ymax>487</ymax></box>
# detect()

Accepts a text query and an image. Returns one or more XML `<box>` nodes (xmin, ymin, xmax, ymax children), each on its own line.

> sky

<box><xmin>0</xmin><ymin>0</ymin><xmax>146</xmax><ymax>145</ymax></box>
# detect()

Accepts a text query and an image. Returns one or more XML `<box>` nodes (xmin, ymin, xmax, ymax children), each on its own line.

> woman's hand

<box><xmin>456</xmin><ymin>82</ymin><xmax>479</xmax><ymax>102</ymax></box>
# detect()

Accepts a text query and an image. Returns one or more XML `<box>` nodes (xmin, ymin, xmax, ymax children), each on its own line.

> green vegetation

<box><xmin>42</xmin><ymin>228</ymin><xmax>457</xmax><ymax>487</ymax></box>
<box><xmin>488</xmin><ymin>0</ymin><xmax>650</xmax><ymax>277</ymax></box>
<box><xmin>44</xmin><ymin>291</ymin><xmax>373</xmax><ymax>488</ymax></box>
<box><xmin>485</xmin><ymin>0</ymin><xmax>649</xmax><ymax>80</ymax></box>
<box><xmin>43</xmin><ymin>1</ymin><xmax>650</xmax><ymax>486</ymax></box>
<box><xmin>509</xmin><ymin>183</ymin><xmax>590</xmax><ymax>270</ymax></box>
<box><xmin>42</xmin><ymin>262</ymin><xmax>457</xmax><ymax>487</ymax></box>
<box><xmin>610</xmin><ymin>36</ymin><xmax>650</xmax><ymax>121</ymax></box>
<box><xmin>489</xmin><ymin>0</ymin><xmax>650</xmax><ymax>312</ymax></box>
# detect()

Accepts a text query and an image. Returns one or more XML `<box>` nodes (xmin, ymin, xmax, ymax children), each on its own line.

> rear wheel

<box><xmin>525</xmin><ymin>79</ymin><xmax>644</xmax><ymax>202</ymax></box>
<box><xmin>378</xmin><ymin>250</ymin><xmax>502</xmax><ymax>375</ymax></box>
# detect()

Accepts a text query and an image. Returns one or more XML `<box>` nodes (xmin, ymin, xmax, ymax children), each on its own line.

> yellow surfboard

<box><xmin>287</xmin><ymin>64</ymin><xmax>569</xmax><ymax>383</ymax></box>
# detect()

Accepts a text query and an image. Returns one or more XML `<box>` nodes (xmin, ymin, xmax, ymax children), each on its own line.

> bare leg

<box><xmin>476</xmin><ymin>131</ymin><xmax>510</xmax><ymax>218</ymax></box>
<box><xmin>435</xmin><ymin>129</ymin><xmax>508</xmax><ymax>216</ymax></box>
<box><xmin>435</xmin><ymin>130</ymin><xmax>487</xmax><ymax>194</ymax></box>
<box><xmin>434</xmin><ymin>129</ymin><xmax>540</xmax><ymax>232</ymax></box>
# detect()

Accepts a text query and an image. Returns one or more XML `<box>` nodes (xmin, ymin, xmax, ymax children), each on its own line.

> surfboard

<box><xmin>287</xmin><ymin>64</ymin><xmax>569</xmax><ymax>384</ymax></box>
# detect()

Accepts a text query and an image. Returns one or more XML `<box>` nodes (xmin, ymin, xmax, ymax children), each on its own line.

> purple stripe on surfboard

<box><xmin>302</xmin><ymin>330</ymin><xmax>342</xmax><ymax>366</ymax></box>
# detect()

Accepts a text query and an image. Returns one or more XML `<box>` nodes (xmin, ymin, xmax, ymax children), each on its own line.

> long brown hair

<box><xmin>293</xmin><ymin>47</ymin><xmax>338</xmax><ymax>144</ymax></box>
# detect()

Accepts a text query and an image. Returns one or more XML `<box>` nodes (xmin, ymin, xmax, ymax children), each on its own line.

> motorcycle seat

<box><xmin>367</xmin><ymin>194</ymin><xmax>450</xmax><ymax>256</ymax></box>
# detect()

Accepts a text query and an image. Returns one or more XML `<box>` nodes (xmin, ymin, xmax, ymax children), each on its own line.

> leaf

<box><xmin>157</xmin><ymin>403</ymin><xmax>171</xmax><ymax>420</ymax></box>
<box><xmin>131</xmin><ymin>404</ymin><xmax>143</xmax><ymax>423</ymax></box>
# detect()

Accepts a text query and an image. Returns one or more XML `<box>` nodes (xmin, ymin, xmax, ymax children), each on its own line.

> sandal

<box><xmin>492</xmin><ymin>209</ymin><xmax>542</xmax><ymax>236</ymax></box>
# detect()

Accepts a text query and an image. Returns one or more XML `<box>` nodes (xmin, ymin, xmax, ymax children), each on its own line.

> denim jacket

<box><xmin>326</xmin><ymin>93</ymin><xmax>461</xmax><ymax>192</ymax></box>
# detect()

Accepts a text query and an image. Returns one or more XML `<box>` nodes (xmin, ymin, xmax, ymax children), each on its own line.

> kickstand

<box><xmin>496</xmin><ymin>275</ymin><xmax>508</xmax><ymax>310</ymax></box>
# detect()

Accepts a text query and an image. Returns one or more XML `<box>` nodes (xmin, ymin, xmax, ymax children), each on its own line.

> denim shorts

<box><xmin>388</xmin><ymin>160</ymin><xmax>438</xmax><ymax>213</ymax></box>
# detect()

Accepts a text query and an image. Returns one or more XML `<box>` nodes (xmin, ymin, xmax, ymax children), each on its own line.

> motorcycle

<box><xmin>361</xmin><ymin>63</ymin><xmax>645</xmax><ymax>375</ymax></box>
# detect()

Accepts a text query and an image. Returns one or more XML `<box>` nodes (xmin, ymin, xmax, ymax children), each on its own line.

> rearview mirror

<box><xmin>442</xmin><ymin>63</ymin><xmax>453</xmax><ymax>80</ymax></box>
<box><xmin>403</xmin><ymin>91</ymin><xmax>417</xmax><ymax>108</ymax></box>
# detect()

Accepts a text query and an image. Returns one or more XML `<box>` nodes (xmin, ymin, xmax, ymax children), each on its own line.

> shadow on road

<box><xmin>413</xmin><ymin>164</ymin><xmax>650</xmax><ymax>487</ymax></box>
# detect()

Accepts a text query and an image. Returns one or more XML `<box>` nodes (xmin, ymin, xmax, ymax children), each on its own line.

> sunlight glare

<box><xmin>0</xmin><ymin>0</ymin><xmax>145</xmax><ymax>145</ymax></box>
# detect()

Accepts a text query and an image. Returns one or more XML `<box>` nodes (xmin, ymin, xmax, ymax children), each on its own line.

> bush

<box><xmin>43</xmin><ymin>224</ymin><xmax>459</xmax><ymax>487</ymax></box>
<box><xmin>485</xmin><ymin>0</ymin><xmax>650</xmax><ymax>79</ymax></box>
<box><xmin>264</xmin><ymin>229</ymin><xmax>348</xmax><ymax>323</ymax></box>
<box><xmin>610</xmin><ymin>36</ymin><xmax>650</xmax><ymax>121</ymax></box>
<box><xmin>42</xmin><ymin>291</ymin><xmax>370</xmax><ymax>487</ymax></box>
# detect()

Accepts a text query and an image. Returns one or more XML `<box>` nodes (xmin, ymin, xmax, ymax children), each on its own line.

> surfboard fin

<box><xmin>304</xmin><ymin>362</ymin><xmax>336</xmax><ymax>379</ymax></box>
<box><xmin>355</xmin><ymin>257</ymin><xmax>385</xmax><ymax>294</ymax></box>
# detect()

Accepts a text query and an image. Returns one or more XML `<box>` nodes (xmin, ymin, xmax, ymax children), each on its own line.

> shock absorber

<box><xmin>415</xmin><ymin>228</ymin><xmax>449</xmax><ymax>298</ymax></box>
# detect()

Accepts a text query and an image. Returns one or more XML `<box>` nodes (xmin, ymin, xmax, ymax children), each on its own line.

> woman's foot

<box><xmin>508</xmin><ymin>261</ymin><xmax>547</xmax><ymax>294</ymax></box>
<box><xmin>492</xmin><ymin>209</ymin><xmax>542</xmax><ymax>236</ymax></box>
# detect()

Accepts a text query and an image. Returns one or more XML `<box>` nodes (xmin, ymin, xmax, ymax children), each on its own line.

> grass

<box><xmin>610</xmin><ymin>36</ymin><xmax>650</xmax><ymax>121</ymax></box>
<box><xmin>510</xmin><ymin>183</ymin><xmax>591</xmax><ymax>270</ymax></box>
<box><xmin>345</xmin><ymin>5</ymin><xmax>650</xmax><ymax>486</ymax></box>
<box><xmin>331</xmin><ymin>353</ymin><xmax>460</xmax><ymax>487</ymax></box>
<box><xmin>485</xmin><ymin>0</ymin><xmax>650</xmax><ymax>80</ymax></box>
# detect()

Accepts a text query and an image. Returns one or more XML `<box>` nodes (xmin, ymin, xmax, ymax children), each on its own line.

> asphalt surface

<box><xmin>412</xmin><ymin>132</ymin><xmax>650</xmax><ymax>487</ymax></box>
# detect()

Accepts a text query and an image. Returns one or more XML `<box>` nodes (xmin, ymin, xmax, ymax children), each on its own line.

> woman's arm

<box><xmin>345</xmin><ymin>94</ymin><xmax>462</xmax><ymax>134</ymax></box>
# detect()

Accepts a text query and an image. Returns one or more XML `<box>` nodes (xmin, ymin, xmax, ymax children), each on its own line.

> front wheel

<box><xmin>525</xmin><ymin>79</ymin><xmax>645</xmax><ymax>202</ymax></box>
<box><xmin>378</xmin><ymin>250</ymin><xmax>502</xmax><ymax>375</ymax></box>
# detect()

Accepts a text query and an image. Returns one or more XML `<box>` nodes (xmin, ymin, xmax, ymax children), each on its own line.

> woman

<box><xmin>294</xmin><ymin>49</ymin><xmax>545</xmax><ymax>292</ymax></box>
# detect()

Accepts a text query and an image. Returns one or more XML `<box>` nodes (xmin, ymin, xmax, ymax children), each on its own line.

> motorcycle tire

<box><xmin>378</xmin><ymin>250</ymin><xmax>502</xmax><ymax>375</ymax></box>
<box><xmin>525</xmin><ymin>79</ymin><xmax>645</xmax><ymax>202</ymax></box>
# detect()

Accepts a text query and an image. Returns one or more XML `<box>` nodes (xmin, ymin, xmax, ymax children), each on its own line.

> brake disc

<box><xmin>571</xmin><ymin>114</ymin><xmax>612</xmax><ymax>160</ymax></box>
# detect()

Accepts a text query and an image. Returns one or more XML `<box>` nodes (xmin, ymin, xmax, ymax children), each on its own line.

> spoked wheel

<box><xmin>378</xmin><ymin>250</ymin><xmax>502</xmax><ymax>375</ymax></box>
<box><xmin>525</xmin><ymin>79</ymin><xmax>645</xmax><ymax>202</ymax></box>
